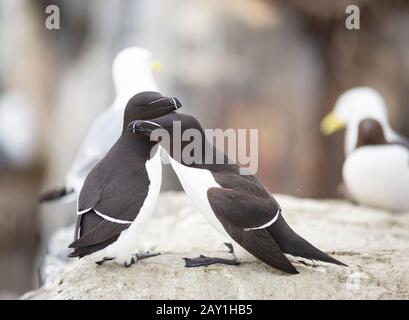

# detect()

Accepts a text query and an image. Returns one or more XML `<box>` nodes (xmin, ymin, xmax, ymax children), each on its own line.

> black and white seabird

<box><xmin>40</xmin><ymin>47</ymin><xmax>162</xmax><ymax>203</ymax></box>
<box><xmin>128</xmin><ymin>112</ymin><xmax>346</xmax><ymax>274</ymax></box>
<box><xmin>321</xmin><ymin>87</ymin><xmax>409</xmax><ymax>211</ymax></box>
<box><xmin>68</xmin><ymin>92</ymin><xmax>181</xmax><ymax>266</ymax></box>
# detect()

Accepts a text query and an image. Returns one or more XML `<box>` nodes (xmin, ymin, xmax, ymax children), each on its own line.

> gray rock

<box><xmin>37</xmin><ymin>225</ymin><xmax>75</xmax><ymax>286</ymax></box>
<box><xmin>22</xmin><ymin>192</ymin><xmax>409</xmax><ymax>299</ymax></box>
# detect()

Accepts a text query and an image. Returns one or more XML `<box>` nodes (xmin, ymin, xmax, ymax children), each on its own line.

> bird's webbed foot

<box><xmin>124</xmin><ymin>251</ymin><xmax>161</xmax><ymax>268</ymax></box>
<box><xmin>134</xmin><ymin>251</ymin><xmax>161</xmax><ymax>261</ymax></box>
<box><xmin>224</xmin><ymin>242</ymin><xmax>234</xmax><ymax>254</ymax></box>
<box><xmin>183</xmin><ymin>255</ymin><xmax>240</xmax><ymax>268</ymax></box>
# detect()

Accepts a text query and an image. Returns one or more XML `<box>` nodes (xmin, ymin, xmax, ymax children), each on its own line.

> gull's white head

<box><xmin>321</xmin><ymin>87</ymin><xmax>388</xmax><ymax>136</ymax></box>
<box><xmin>112</xmin><ymin>47</ymin><xmax>161</xmax><ymax>98</ymax></box>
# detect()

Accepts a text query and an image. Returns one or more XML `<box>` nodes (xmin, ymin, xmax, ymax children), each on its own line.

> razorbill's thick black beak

<box><xmin>128</xmin><ymin>120</ymin><xmax>162</xmax><ymax>134</ymax></box>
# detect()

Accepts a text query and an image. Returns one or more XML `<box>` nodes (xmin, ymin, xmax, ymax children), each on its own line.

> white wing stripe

<box><xmin>77</xmin><ymin>207</ymin><xmax>132</xmax><ymax>224</ymax></box>
<box><xmin>77</xmin><ymin>207</ymin><xmax>92</xmax><ymax>215</ymax></box>
<box><xmin>244</xmin><ymin>208</ymin><xmax>281</xmax><ymax>231</ymax></box>
<box><xmin>147</xmin><ymin>97</ymin><xmax>168</xmax><ymax>105</ymax></box>
<box><xmin>94</xmin><ymin>209</ymin><xmax>133</xmax><ymax>224</ymax></box>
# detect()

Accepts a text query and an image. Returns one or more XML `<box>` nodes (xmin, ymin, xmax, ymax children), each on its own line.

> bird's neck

<box><xmin>119</xmin><ymin>131</ymin><xmax>157</xmax><ymax>158</ymax></box>
<box><xmin>163</xmin><ymin>132</ymin><xmax>236</xmax><ymax>173</ymax></box>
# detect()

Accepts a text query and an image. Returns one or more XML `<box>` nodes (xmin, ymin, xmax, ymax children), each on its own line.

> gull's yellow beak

<box><xmin>151</xmin><ymin>59</ymin><xmax>162</xmax><ymax>72</ymax></box>
<box><xmin>320</xmin><ymin>112</ymin><xmax>345</xmax><ymax>136</ymax></box>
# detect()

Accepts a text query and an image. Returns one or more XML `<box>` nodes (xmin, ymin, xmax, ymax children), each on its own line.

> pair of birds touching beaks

<box><xmin>40</xmin><ymin>47</ymin><xmax>409</xmax><ymax>275</ymax></box>
<box><xmin>38</xmin><ymin>46</ymin><xmax>344</xmax><ymax>274</ymax></box>
<box><xmin>45</xmin><ymin>90</ymin><xmax>346</xmax><ymax>274</ymax></box>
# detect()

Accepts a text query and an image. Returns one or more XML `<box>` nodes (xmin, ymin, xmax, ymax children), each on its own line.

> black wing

<box><xmin>209</xmin><ymin>172</ymin><xmax>280</xmax><ymax>229</ymax></box>
<box><xmin>69</xmin><ymin>212</ymin><xmax>130</xmax><ymax>258</ymax></box>
<box><xmin>70</xmin><ymin>137</ymin><xmax>154</xmax><ymax>257</ymax></box>
<box><xmin>207</xmin><ymin>188</ymin><xmax>279</xmax><ymax>229</ymax></box>
<box><xmin>207</xmin><ymin>185</ymin><xmax>297</xmax><ymax>274</ymax></box>
<box><xmin>77</xmin><ymin>143</ymin><xmax>151</xmax><ymax>221</ymax></box>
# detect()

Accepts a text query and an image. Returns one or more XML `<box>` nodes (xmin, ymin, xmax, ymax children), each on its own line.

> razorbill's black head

<box><xmin>123</xmin><ymin>92</ymin><xmax>181</xmax><ymax>131</ymax></box>
<box><xmin>39</xmin><ymin>91</ymin><xmax>182</xmax><ymax>203</ymax></box>
<box><xmin>127</xmin><ymin>112</ymin><xmax>219</xmax><ymax>167</ymax></box>
<box><xmin>128</xmin><ymin>111</ymin><xmax>199</xmax><ymax>133</ymax></box>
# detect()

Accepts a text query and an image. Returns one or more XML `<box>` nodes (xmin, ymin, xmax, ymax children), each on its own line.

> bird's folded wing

<box><xmin>207</xmin><ymin>187</ymin><xmax>279</xmax><ymax>229</ymax></box>
<box><xmin>212</xmin><ymin>171</ymin><xmax>270</xmax><ymax>197</ymax></box>
<box><xmin>78</xmin><ymin>155</ymin><xmax>150</xmax><ymax>222</ymax></box>
<box><xmin>226</xmin><ymin>224</ymin><xmax>298</xmax><ymax>274</ymax></box>
<box><xmin>69</xmin><ymin>217</ymin><xmax>130</xmax><ymax>248</ymax></box>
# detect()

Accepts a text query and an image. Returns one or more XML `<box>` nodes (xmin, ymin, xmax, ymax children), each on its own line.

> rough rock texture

<box><xmin>22</xmin><ymin>192</ymin><xmax>409</xmax><ymax>300</ymax></box>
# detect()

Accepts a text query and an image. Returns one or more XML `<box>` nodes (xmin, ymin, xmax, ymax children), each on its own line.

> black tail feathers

<box><xmin>267</xmin><ymin>215</ymin><xmax>347</xmax><ymax>267</ymax></box>
<box><xmin>38</xmin><ymin>187</ymin><xmax>74</xmax><ymax>203</ymax></box>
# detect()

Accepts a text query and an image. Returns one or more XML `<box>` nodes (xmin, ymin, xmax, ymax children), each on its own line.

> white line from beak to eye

<box><xmin>147</xmin><ymin>97</ymin><xmax>168</xmax><ymax>105</ymax></box>
<box><xmin>132</xmin><ymin>120</ymin><xmax>138</xmax><ymax>133</ymax></box>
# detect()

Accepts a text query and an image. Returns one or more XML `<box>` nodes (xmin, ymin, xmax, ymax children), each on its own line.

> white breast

<box><xmin>343</xmin><ymin>145</ymin><xmax>409</xmax><ymax>211</ymax></box>
<box><xmin>164</xmin><ymin>151</ymin><xmax>228</xmax><ymax>236</ymax></box>
<box><xmin>164</xmin><ymin>151</ymin><xmax>264</xmax><ymax>262</ymax></box>
<box><xmin>167</xmin><ymin>154</ymin><xmax>259</xmax><ymax>262</ymax></box>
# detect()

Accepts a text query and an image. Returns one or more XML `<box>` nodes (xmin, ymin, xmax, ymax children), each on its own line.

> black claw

<box><xmin>224</xmin><ymin>242</ymin><xmax>234</xmax><ymax>254</ymax></box>
<box><xmin>124</xmin><ymin>257</ymin><xmax>135</xmax><ymax>268</ymax></box>
<box><xmin>123</xmin><ymin>252</ymin><xmax>160</xmax><ymax>267</ymax></box>
<box><xmin>135</xmin><ymin>251</ymin><xmax>161</xmax><ymax>261</ymax></box>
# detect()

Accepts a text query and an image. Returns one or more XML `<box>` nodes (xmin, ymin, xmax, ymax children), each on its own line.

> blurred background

<box><xmin>0</xmin><ymin>0</ymin><xmax>409</xmax><ymax>298</ymax></box>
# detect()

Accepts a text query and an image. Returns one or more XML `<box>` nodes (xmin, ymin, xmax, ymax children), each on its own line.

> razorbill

<box><xmin>128</xmin><ymin>112</ymin><xmax>346</xmax><ymax>274</ymax></box>
<box><xmin>69</xmin><ymin>92</ymin><xmax>182</xmax><ymax>266</ymax></box>
<box><xmin>321</xmin><ymin>87</ymin><xmax>409</xmax><ymax>211</ymax></box>
<box><xmin>39</xmin><ymin>47</ymin><xmax>162</xmax><ymax>202</ymax></box>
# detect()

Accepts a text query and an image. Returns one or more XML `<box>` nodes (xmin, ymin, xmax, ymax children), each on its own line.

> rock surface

<box><xmin>22</xmin><ymin>192</ymin><xmax>409</xmax><ymax>300</ymax></box>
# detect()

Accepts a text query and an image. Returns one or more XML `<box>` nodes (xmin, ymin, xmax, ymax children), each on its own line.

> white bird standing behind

<box><xmin>321</xmin><ymin>87</ymin><xmax>409</xmax><ymax>211</ymax></box>
<box><xmin>40</xmin><ymin>47</ymin><xmax>161</xmax><ymax>203</ymax></box>
<box><xmin>0</xmin><ymin>91</ymin><xmax>36</xmax><ymax>170</ymax></box>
